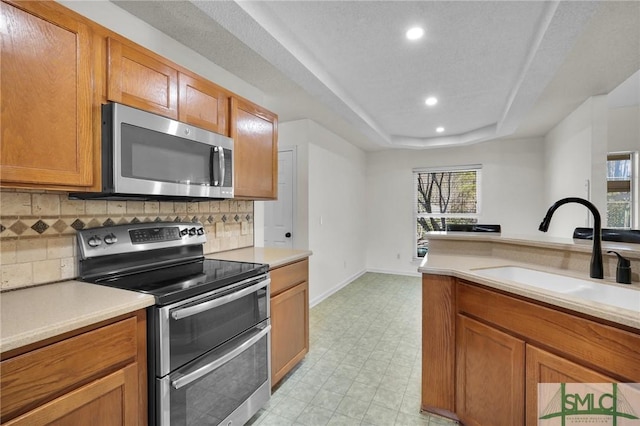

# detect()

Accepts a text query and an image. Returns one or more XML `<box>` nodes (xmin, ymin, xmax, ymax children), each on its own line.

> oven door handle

<box><xmin>171</xmin><ymin>278</ymin><xmax>270</xmax><ymax>320</ymax></box>
<box><xmin>171</xmin><ymin>324</ymin><xmax>271</xmax><ymax>390</ymax></box>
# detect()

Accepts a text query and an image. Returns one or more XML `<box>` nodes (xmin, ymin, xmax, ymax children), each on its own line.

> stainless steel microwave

<box><xmin>71</xmin><ymin>102</ymin><xmax>233</xmax><ymax>200</ymax></box>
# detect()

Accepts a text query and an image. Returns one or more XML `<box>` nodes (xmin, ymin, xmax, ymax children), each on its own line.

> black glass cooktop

<box><xmin>84</xmin><ymin>258</ymin><xmax>268</xmax><ymax>305</ymax></box>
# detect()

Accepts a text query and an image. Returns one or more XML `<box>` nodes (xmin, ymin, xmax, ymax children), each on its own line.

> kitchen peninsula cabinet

<box><xmin>231</xmin><ymin>97</ymin><xmax>278</xmax><ymax>200</ymax></box>
<box><xmin>270</xmin><ymin>258</ymin><xmax>309</xmax><ymax>386</ymax></box>
<box><xmin>0</xmin><ymin>0</ymin><xmax>94</xmax><ymax>189</ymax></box>
<box><xmin>456</xmin><ymin>315</ymin><xmax>524</xmax><ymax>426</ymax></box>
<box><xmin>422</xmin><ymin>275</ymin><xmax>640</xmax><ymax>425</ymax></box>
<box><xmin>0</xmin><ymin>310</ymin><xmax>147</xmax><ymax>425</ymax></box>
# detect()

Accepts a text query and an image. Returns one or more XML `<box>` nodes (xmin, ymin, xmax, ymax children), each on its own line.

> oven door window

<box><xmin>158</xmin><ymin>324</ymin><xmax>270</xmax><ymax>426</ymax></box>
<box><xmin>167</xmin><ymin>280</ymin><xmax>268</xmax><ymax>372</ymax></box>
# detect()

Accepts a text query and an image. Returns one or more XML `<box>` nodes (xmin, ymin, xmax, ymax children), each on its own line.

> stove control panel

<box><xmin>77</xmin><ymin>222</ymin><xmax>207</xmax><ymax>259</ymax></box>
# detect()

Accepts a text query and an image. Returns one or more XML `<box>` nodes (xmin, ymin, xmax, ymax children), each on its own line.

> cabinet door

<box><xmin>230</xmin><ymin>97</ymin><xmax>278</xmax><ymax>199</ymax></box>
<box><xmin>0</xmin><ymin>1</ymin><xmax>93</xmax><ymax>187</ymax></box>
<box><xmin>456</xmin><ymin>315</ymin><xmax>525</xmax><ymax>426</ymax></box>
<box><xmin>4</xmin><ymin>363</ymin><xmax>138</xmax><ymax>426</ymax></box>
<box><xmin>107</xmin><ymin>37</ymin><xmax>178</xmax><ymax>119</ymax></box>
<box><xmin>271</xmin><ymin>281</ymin><xmax>309</xmax><ymax>385</ymax></box>
<box><xmin>525</xmin><ymin>345</ymin><xmax>617</xmax><ymax>426</ymax></box>
<box><xmin>178</xmin><ymin>73</ymin><xmax>229</xmax><ymax>135</ymax></box>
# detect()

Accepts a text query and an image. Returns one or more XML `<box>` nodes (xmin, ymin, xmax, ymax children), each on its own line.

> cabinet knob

<box><xmin>285</xmin><ymin>232</ymin><xmax>292</xmax><ymax>238</ymax></box>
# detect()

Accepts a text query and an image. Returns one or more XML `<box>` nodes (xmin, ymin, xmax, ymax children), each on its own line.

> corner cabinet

<box><xmin>270</xmin><ymin>258</ymin><xmax>309</xmax><ymax>386</ymax></box>
<box><xmin>421</xmin><ymin>275</ymin><xmax>640</xmax><ymax>426</ymax></box>
<box><xmin>231</xmin><ymin>97</ymin><xmax>278</xmax><ymax>200</ymax></box>
<box><xmin>0</xmin><ymin>311</ymin><xmax>147</xmax><ymax>425</ymax></box>
<box><xmin>0</xmin><ymin>0</ymin><xmax>94</xmax><ymax>189</ymax></box>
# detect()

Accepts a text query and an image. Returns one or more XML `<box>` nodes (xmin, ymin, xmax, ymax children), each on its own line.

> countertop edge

<box><xmin>425</xmin><ymin>232</ymin><xmax>640</xmax><ymax>258</ymax></box>
<box><xmin>1</xmin><ymin>282</ymin><xmax>155</xmax><ymax>354</ymax></box>
<box><xmin>419</xmin><ymin>262</ymin><xmax>640</xmax><ymax>331</ymax></box>
<box><xmin>207</xmin><ymin>247</ymin><xmax>312</xmax><ymax>269</ymax></box>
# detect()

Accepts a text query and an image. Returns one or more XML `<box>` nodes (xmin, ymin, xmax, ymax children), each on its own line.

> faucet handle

<box><xmin>607</xmin><ymin>251</ymin><xmax>632</xmax><ymax>284</ymax></box>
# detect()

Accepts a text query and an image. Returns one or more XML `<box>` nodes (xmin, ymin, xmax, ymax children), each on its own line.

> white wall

<box><xmin>608</xmin><ymin>106</ymin><xmax>640</xmax><ymax>152</ymax></box>
<box><xmin>543</xmin><ymin>96</ymin><xmax>608</xmax><ymax>237</ymax></box>
<box><xmin>366</xmin><ymin>137</ymin><xmax>546</xmax><ymax>275</ymax></box>
<box><xmin>277</xmin><ymin>120</ymin><xmax>367</xmax><ymax>306</ymax></box>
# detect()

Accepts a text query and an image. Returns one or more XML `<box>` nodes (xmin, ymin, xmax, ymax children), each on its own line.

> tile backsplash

<box><xmin>0</xmin><ymin>189</ymin><xmax>253</xmax><ymax>290</ymax></box>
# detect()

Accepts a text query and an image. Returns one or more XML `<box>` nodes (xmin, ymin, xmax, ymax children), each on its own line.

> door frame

<box><xmin>264</xmin><ymin>146</ymin><xmax>298</xmax><ymax>249</ymax></box>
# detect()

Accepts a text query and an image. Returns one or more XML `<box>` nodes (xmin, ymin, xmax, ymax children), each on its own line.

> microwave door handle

<box><xmin>219</xmin><ymin>147</ymin><xmax>225</xmax><ymax>187</ymax></box>
<box><xmin>210</xmin><ymin>147</ymin><xmax>218</xmax><ymax>186</ymax></box>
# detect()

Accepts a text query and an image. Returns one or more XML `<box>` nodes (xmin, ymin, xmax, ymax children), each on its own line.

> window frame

<box><xmin>413</xmin><ymin>164</ymin><xmax>482</xmax><ymax>260</ymax></box>
<box><xmin>606</xmin><ymin>151</ymin><xmax>639</xmax><ymax>229</ymax></box>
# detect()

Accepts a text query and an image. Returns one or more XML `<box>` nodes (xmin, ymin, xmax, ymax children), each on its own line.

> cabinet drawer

<box><xmin>270</xmin><ymin>259</ymin><xmax>308</xmax><ymax>296</ymax></box>
<box><xmin>0</xmin><ymin>317</ymin><xmax>138</xmax><ymax>422</ymax></box>
<box><xmin>457</xmin><ymin>281</ymin><xmax>640</xmax><ymax>382</ymax></box>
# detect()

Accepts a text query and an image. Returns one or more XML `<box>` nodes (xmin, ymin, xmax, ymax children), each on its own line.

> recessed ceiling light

<box><xmin>425</xmin><ymin>97</ymin><xmax>438</xmax><ymax>106</ymax></box>
<box><xmin>406</xmin><ymin>27</ymin><xmax>424</xmax><ymax>41</ymax></box>
<box><xmin>436</xmin><ymin>127</ymin><xmax>445</xmax><ymax>133</ymax></box>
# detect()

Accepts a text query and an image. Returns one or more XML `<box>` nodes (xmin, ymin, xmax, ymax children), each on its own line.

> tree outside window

<box><xmin>414</xmin><ymin>167</ymin><xmax>480</xmax><ymax>258</ymax></box>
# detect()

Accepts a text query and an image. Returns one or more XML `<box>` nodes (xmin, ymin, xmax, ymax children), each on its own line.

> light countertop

<box><xmin>419</xmin><ymin>233</ymin><xmax>640</xmax><ymax>330</ymax></box>
<box><xmin>1</xmin><ymin>281</ymin><xmax>154</xmax><ymax>354</ymax></box>
<box><xmin>208</xmin><ymin>247</ymin><xmax>312</xmax><ymax>268</ymax></box>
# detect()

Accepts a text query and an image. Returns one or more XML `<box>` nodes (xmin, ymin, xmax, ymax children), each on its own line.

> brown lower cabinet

<box><xmin>456</xmin><ymin>315</ymin><xmax>525</xmax><ymax>426</ymax></box>
<box><xmin>270</xmin><ymin>258</ymin><xmax>309</xmax><ymax>386</ymax></box>
<box><xmin>422</xmin><ymin>275</ymin><xmax>640</xmax><ymax>426</ymax></box>
<box><xmin>0</xmin><ymin>310</ymin><xmax>147</xmax><ymax>425</ymax></box>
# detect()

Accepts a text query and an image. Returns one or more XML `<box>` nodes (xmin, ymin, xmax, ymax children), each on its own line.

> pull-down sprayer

<box><xmin>538</xmin><ymin>197</ymin><xmax>603</xmax><ymax>279</ymax></box>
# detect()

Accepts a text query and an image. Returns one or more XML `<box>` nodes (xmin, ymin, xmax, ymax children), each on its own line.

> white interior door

<box><xmin>264</xmin><ymin>149</ymin><xmax>295</xmax><ymax>248</ymax></box>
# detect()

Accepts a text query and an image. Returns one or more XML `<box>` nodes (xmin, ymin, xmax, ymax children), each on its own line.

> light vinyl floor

<box><xmin>248</xmin><ymin>272</ymin><xmax>458</xmax><ymax>426</ymax></box>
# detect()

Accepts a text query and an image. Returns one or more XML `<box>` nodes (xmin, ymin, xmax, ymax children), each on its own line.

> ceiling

<box><xmin>111</xmin><ymin>1</ymin><xmax>640</xmax><ymax>151</ymax></box>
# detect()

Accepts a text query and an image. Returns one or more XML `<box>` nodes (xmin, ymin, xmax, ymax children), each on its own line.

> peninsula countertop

<box><xmin>418</xmin><ymin>232</ymin><xmax>640</xmax><ymax>330</ymax></box>
<box><xmin>207</xmin><ymin>247</ymin><xmax>312</xmax><ymax>268</ymax></box>
<box><xmin>1</xmin><ymin>281</ymin><xmax>154</xmax><ymax>354</ymax></box>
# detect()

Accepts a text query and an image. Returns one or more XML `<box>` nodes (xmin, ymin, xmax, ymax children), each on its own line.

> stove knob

<box><xmin>188</xmin><ymin>227</ymin><xmax>196</xmax><ymax>236</ymax></box>
<box><xmin>180</xmin><ymin>228</ymin><xmax>189</xmax><ymax>237</ymax></box>
<box><xmin>197</xmin><ymin>227</ymin><xmax>204</xmax><ymax>236</ymax></box>
<box><xmin>104</xmin><ymin>233</ymin><xmax>118</xmax><ymax>245</ymax></box>
<box><xmin>88</xmin><ymin>236</ymin><xmax>102</xmax><ymax>247</ymax></box>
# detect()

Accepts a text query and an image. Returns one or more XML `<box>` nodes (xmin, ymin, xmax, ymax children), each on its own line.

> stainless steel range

<box><xmin>77</xmin><ymin>222</ymin><xmax>271</xmax><ymax>426</ymax></box>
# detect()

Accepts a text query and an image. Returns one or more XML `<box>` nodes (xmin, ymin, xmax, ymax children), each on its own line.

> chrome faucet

<box><xmin>538</xmin><ymin>197</ymin><xmax>603</xmax><ymax>279</ymax></box>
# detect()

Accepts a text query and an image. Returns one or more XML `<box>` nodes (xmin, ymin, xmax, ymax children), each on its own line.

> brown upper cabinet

<box><xmin>106</xmin><ymin>38</ymin><xmax>231</xmax><ymax>136</ymax></box>
<box><xmin>107</xmin><ymin>37</ymin><xmax>179</xmax><ymax>120</ymax></box>
<box><xmin>0</xmin><ymin>0</ymin><xmax>94</xmax><ymax>189</ymax></box>
<box><xmin>1</xmin><ymin>1</ymin><xmax>278</xmax><ymax>199</ymax></box>
<box><xmin>231</xmin><ymin>97</ymin><xmax>278</xmax><ymax>200</ymax></box>
<box><xmin>178</xmin><ymin>73</ymin><xmax>230</xmax><ymax>135</ymax></box>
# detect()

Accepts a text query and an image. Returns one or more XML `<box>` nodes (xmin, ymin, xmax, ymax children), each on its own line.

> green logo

<box><xmin>539</xmin><ymin>383</ymin><xmax>640</xmax><ymax>425</ymax></box>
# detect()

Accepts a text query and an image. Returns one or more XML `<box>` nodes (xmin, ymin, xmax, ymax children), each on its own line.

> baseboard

<box><xmin>366</xmin><ymin>267</ymin><xmax>421</xmax><ymax>277</ymax></box>
<box><xmin>309</xmin><ymin>269</ymin><xmax>366</xmax><ymax>308</ymax></box>
<box><xmin>309</xmin><ymin>267</ymin><xmax>422</xmax><ymax>307</ymax></box>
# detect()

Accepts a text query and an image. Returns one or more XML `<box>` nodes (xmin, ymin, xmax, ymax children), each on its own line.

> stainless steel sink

<box><xmin>472</xmin><ymin>266</ymin><xmax>640</xmax><ymax>312</ymax></box>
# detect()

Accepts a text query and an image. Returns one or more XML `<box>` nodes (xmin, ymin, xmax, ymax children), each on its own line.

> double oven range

<box><xmin>77</xmin><ymin>222</ymin><xmax>271</xmax><ymax>426</ymax></box>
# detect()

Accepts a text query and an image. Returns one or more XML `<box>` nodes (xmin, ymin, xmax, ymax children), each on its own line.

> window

<box><xmin>606</xmin><ymin>152</ymin><xmax>638</xmax><ymax>228</ymax></box>
<box><xmin>414</xmin><ymin>166</ymin><xmax>481</xmax><ymax>258</ymax></box>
